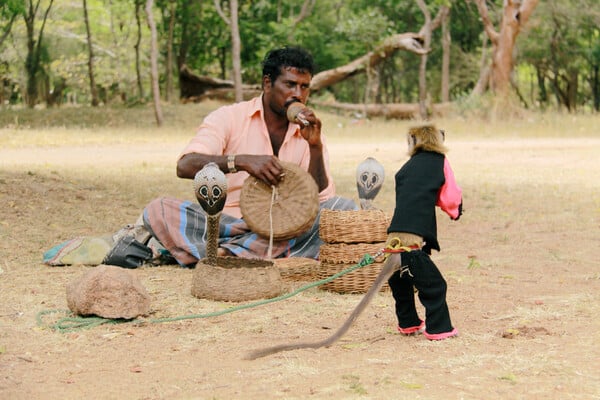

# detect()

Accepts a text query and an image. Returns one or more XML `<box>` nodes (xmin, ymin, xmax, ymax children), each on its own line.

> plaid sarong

<box><xmin>143</xmin><ymin>196</ymin><xmax>358</xmax><ymax>267</ymax></box>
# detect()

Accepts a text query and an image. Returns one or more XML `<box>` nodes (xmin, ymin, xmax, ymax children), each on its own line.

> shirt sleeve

<box><xmin>437</xmin><ymin>158</ymin><xmax>462</xmax><ymax>219</ymax></box>
<box><xmin>178</xmin><ymin>106</ymin><xmax>232</xmax><ymax>159</ymax></box>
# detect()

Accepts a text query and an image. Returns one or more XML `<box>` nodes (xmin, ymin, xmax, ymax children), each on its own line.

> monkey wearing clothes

<box><xmin>245</xmin><ymin>124</ymin><xmax>462</xmax><ymax>359</ymax></box>
<box><xmin>386</xmin><ymin>124</ymin><xmax>463</xmax><ymax>340</ymax></box>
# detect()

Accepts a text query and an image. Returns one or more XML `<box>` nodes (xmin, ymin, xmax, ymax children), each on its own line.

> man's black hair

<box><xmin>262</xmin><ymin>46</ymin><xmax>315</xmax><ymax>83</ymax></box>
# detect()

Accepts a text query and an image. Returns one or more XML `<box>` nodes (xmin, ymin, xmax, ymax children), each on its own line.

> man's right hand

<box><xmin>236</xmin><ymin>154</ymin><xmax>284</xmax><ymax>186</ymax></box>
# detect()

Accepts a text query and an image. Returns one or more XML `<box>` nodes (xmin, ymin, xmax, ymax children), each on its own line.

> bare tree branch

<box><xmin>311</xmin><ymin>33</ymin><xmax>426</xmax><ymax>92</ymax></box>
<box><xmin>0</xmin><ymin>14</ymin><xmax>17</xmax><ymax>48</ymax></box>
<box><xmin>472</xmin><ymin>0</ymin><xmax>499</xmax><ymax>44</ymax></box>
<box><xmin>423</xmin><ymin>4</ymin><xmax>449</xmax><ymax>35</ymax></box>
<box><xmin>213</xmin><ymin>0</ymin><xmax>230</xmax><ymax>26</ymax></box>
<box><xmin>516</xmin><ymin>0</ymin><xmax>540</xmax><ymax>25</ymax></box>
<box><xmin>292</xmin><ymin>0</ymin><xmax>316</xmax><ymax>25</ymax></box>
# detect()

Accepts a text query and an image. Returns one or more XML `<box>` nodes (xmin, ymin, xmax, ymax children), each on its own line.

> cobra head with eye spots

<box><xmin>193</xmin><ymin>162</ymin><xmax>228</xmax><ymax>216</ymax></box>
<box><xmin>356</xmin><ymin>157</ymin><xmax>385</xmax><ymax>210</ymax></box>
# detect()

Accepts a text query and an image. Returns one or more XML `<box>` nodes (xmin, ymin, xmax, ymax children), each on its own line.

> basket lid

<box><xmin>240</xmin><ymin>162</ymin><xmax>319</xmax><ymax>240</ymax></box>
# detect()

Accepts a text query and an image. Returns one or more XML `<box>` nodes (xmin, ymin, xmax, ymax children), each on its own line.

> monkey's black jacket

<box><xmin>388</xmin><ymin>150</ymin><xmax>463</xmax><ymax>254</ymax></box>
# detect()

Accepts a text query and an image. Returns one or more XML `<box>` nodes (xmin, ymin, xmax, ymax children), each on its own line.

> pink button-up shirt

<box><xmin>179</xmin><ymin>96</ymin><xmax>336</xmax><ymax>218</ymax></box>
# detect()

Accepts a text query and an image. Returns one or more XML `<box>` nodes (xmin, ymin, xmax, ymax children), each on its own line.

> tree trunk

<box><xmin>134</xmin><ymin>0</ymin><xmax>145</xmax><ymax>99</ymax></box>
<box><xmin>230</xmin><ymin>0</ymin><xmax>242</xmax><ymax>102</ymax></box>
<box><xmin>416</xmin><ymin>0</ymin><xmax>432</xmax><ymax>120</ymax></box>
<box><xmin>474</xmin><ymin>0</ymin><xmax>539</xmax><ymax>99</ymax></box>
<box><xmin>214</xmin><ymin>0</ymin><xmax>243</xmax><ymax>102</ymax></box>
<box><xmin>145</xmin><ymin>0</ymin><xmax>163</xmax><ymax>126</ymax></box>
<box><xmin>23</xmin><ymin>0</ymin><xmax>54</xmax><ymax>108</ymax></box>
<box><xmin>472</xmin><ymin>34</ymin><xmax>490</xmax><ymax>96</ymax></box>
<box><xmin>364</xmin><ymin>64</ymin><xmax>380</xmax><ymax>105</ymax></box>
<box><xmin>83</xmin><ymin>0</ymin><xmax>99</xmax><ymax>106</ymax></box>
<box><xmin>165</xmin><ymin>1</ymin><xmax>176</xmax><ymax>102</ymax></box>
<box><xmin>567</xmin><ymin>69</ymin><xmax>578</xmax><ymax>112</ymax></box>
<box><xmin>441</xmin><ymin>12</ymin><xmax>450</xmax><ymax>103</ymax></box>
<box><xmin>536</xmin><ymin>67</ymin><xmax>548</xmax><ymax>105</ymax></box>
<box><xmin>310</xmin><ymin>33</ymin><xmax>426</xmax><ymax>92</ymax></box>
<box><xmin>592</xmin><ymin>64</ymin><xmax>599</xmax><ymax>112</ymax></box>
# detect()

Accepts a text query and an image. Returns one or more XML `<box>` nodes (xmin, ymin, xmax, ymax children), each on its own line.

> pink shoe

<box><xmin>424</xmin><ymin>327</ymin><xmax>458</xmax><ymax>341</ymax></box>
<box><xmin>397</xmin><ymin>320</ymin><xmax>425</xmax><ymax>335</ymax></box>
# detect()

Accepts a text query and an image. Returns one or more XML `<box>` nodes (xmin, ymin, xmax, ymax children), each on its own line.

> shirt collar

<box><xmin>248</xmin><ymin>94</ymin><xmax>264</xmax><ymax>119</ymax></box>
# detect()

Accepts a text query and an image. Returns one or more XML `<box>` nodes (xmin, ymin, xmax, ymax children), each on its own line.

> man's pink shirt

<box><xmin>179</xmin><ymin>96</ymin><xmax>336</xmax><ymax>218</ymax></box>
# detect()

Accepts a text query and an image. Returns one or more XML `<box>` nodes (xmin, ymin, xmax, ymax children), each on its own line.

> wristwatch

<box><xmin>227</xmin><ymin>154</ymin><xmax>237</xmax><ymax>173</ymax></box>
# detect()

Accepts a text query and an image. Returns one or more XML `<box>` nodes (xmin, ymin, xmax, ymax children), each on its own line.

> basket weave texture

<box><xmin>273</xmin><ymin>257</ymin><xmax>319</xmax><ymax>282</ymax></box>
<box><xmin>319</xmin><ymin>209</ymin><xmax>390</xmax><ymax>244</ymax></box>
<box><xmin>319</xmin><ymin>242</ymin><xmax>386</xmax><ymax>264</ymax></box>
<box><xmin>191</xmin><ymin>257</ymin><xmax>283</xmax><ymax>302</ymax></box>
<box><xmin>318</xmin><ymin>210</ymin><xmax>391</xmax><ymax>294</ymax></box>
<box><xmin>318</xmin><ymin>261</ymin><xmax>389</xmax><ymax>294</ymax></box>
<box><xmin>240</xmin><ymin>162</ymin><xmax>318</xmax><ymax>241</ymax></box>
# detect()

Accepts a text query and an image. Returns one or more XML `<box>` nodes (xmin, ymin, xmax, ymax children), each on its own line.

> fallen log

<box><xmin>179</xmin><ymin>64</ymin><xmax>260</xmax><ymax>101</ymax></box>
<box><xmin>310</xmin><ymin>100</ymin><xmax>453</xmax><ymax>120</ymax></box>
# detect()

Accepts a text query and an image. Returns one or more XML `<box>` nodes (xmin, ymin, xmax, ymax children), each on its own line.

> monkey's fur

<box><xmin>407</xmin><ymin>124</ymin><xmax>447</xmax><ymax>156</ymax></box>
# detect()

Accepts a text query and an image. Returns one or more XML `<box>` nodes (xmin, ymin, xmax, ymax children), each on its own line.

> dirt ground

<box><xmin>1</xmin><ymin>130</ymin><xmax>599</xmax><ymax>399</ymax></box>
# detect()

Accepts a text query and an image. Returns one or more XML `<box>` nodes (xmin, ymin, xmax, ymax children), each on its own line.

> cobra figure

<box><xmin>193</xmin><ymin>162</ymin><xmax>228</xmax><ymax>265</ymax></box>
<box><xmin>356</xmin><ymin>157</ymin><xmax>385</xmax><ymax>210</ymax></box>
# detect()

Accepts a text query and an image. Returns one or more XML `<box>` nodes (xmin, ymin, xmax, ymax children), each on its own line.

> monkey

<box><xmin>245</xmin><ymin>124</ymin><xmax>462</xmax><ymax>359</ymax></box>
<box><xmin>387</xmin><ymin>124</ymin><xmax>462</xmax><ymax>340</ymax></box>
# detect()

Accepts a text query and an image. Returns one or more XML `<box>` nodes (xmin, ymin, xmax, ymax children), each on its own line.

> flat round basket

<box><xmin>240</xmin><ymin>161</ymin><xmax>319</xmax><ymax>241</ymax></box>
<box><xmin>319</xmin><ymin>209</ymin><xmax>390</xmax><ymax>244</ymax></box>
<box><xmin>318</xmin><ymin>261</ymin><xmax>389</xmax><ymax>294</ymax></box>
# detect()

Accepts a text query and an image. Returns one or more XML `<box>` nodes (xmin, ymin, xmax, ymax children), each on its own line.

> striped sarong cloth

<box><xmin>143</xmin><ymin>196</ymin><xmax>358</xmax><ymax>267</ymax></box>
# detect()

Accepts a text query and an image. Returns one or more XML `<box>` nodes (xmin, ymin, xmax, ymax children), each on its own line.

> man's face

<box><xmin>264</xmin><ymin>67</ymin><xmax>312</xmax><ymax>117</ymax></box>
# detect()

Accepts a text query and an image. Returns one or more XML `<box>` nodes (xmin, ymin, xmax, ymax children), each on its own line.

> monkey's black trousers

<box><xmin>388</xmin><ymin>250</ymin><xmax>454</xmax><ymax>334</ymax></box>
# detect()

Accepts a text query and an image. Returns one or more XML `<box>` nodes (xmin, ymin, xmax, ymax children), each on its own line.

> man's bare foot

<box><xmin>217</xmin><ymin>248</ymin><xmax>234</xmax><ymax>257</ymax></box>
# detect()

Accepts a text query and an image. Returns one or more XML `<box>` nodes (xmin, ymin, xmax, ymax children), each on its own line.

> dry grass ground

<box><xmin>0</xmin><ymin>104</ymin><xmax>599</xmax><ymax>399</ymax></box>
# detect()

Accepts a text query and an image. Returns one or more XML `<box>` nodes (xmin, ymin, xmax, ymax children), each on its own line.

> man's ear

<box><xmin>262</xmin><ymin>75</ymin><xmax>272</xmax><ymax>90</ymax></box>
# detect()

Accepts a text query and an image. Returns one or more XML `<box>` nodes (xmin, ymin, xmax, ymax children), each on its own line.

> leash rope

<box><xmin>267</xmin><ymin>185</ymin><xmax>277</xmax><ymax>259</ymax></box>
<box><xmin>36</xmin><ymin>252</ymin><xmax>381</xmax><ymax>333</ymax></box>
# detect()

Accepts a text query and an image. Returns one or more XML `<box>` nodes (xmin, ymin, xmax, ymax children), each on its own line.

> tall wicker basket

<box><xmin>318</xmin><ymin>210</ymin><xmax>391</xmax><ymax>294</ymax></box>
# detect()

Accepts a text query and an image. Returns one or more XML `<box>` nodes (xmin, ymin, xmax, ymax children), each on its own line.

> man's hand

<box><xmin>296</xmin><ymin>107</ymin><xmax>323</xmax><ymax>148</ymax></box>
<box><xmin>236</xmin><ymin>154</ymin><xmax>284</xmax><ymax>186</ymax></box>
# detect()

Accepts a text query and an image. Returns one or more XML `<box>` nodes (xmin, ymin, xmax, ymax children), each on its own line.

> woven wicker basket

<box><xmin>318</xmin><ymin>261</ymin><xmax>389</xmax><ymax>294</ymax></box>
<box><xmin>319</xmin><ymin>209</ymin><xmax>390</xmax><ymax>244</ymax></box>
<box><xmin>273</xmin><ymin>257</ymin><xmax>319</xmax><ymax>282</ymax></box>
<box><xmin>191</xmin><ymin>257</ymin><xmax>283</xmax><ymax>302</ymax></box>
<box><xmin>240</xmin><ymin>162</ymin><xmax>319</xmax><ymax>241</ymax></box>
<box><xmin>319</xmin><ymin>242</ymin><xmax>385</xmax><ymax>264</ymax></box>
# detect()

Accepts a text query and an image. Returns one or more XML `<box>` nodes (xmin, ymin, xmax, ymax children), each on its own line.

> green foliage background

<box><xmin>0</xmin><ymin>0</ymin><xmax>598</xmax><ymax>112</ymax></box>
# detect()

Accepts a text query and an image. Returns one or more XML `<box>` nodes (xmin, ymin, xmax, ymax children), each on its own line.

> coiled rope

<box><xmin>36</xmin><ymin>252</ymin><xmax>379</xmax><ymax>333</ymax></box>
